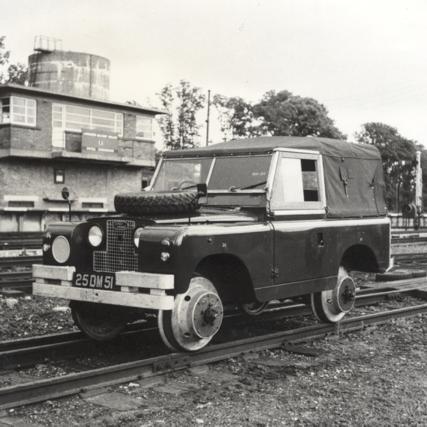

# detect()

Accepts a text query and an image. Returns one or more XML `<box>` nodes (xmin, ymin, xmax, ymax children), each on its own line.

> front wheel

<box><xmin>311</xmin><ymin>266</ymin><xmax>356</xmax><ymax>323</ymax></box>
<box><xmin>158</xmin><ymin>276</ymin><xmax>224</xmax><ymax>352</ymax></box>
<box><xmin>70</xmin><ymin>301</ymin><xmax>127</xmax><ymax>341</ymax></box>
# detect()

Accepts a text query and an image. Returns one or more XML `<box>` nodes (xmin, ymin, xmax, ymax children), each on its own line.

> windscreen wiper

<box><xmin>229</xmin><ymin>180</ymin><xmax>267</xmax><ymax>191</ymax></box>
<box><xmin>179</xmin><ymin>183</ymin><xmax>199</xmax><ymax>190</ymax></box>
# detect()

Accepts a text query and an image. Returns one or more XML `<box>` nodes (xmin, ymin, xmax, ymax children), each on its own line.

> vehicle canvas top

<box><xmin>164</xmin><ymin>136</ymin><xmax>387</xmax><ymax>219</ymax></box>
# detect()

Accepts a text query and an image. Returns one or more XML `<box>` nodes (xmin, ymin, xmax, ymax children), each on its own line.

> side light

<box><xmin>160</xmin><ymin>252</ymin><xmax>170</xmax><ymax>262</ymax></box>
<box><xmin>161</xmin><ymin>238</ymin><xmax>171</xmax><ymax>247</ymax></box>
<box><xmin>134</xmin><ymin>227</ymin><xmax>145</xmax><ymax>247</ymax></box>
<box><xmin>51</xmin><ymin>236</ymin><xmax>70</xmax><ymax>264</ymax></box>
<box><xmin>88</xmin><ymin>225</ymin><xmax>103</xmax><ymax>247</ymax></box>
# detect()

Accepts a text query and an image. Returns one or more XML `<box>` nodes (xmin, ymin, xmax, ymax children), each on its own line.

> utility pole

<box><xmin>414</xmin><ymin>150</ymin><xmax>423</xmax><ymax>229</ymax></box>
<box><xmin>205</xmin><ymin>89</ymin><xmax>211</xmax><ymax>146</ymax></box>
<box><xmin>415</xmin><ymin>150</ymin><xmax>423</xmax><ymax>211</ymax></box>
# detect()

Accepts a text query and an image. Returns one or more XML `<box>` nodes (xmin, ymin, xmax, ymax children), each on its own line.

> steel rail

<box><xmin>0</xmin><ymin>290</ymin><xmax>398</xmax><ymax>361</ymax></box>
<box><xmin>0</xmin><ymin>271</ymin><xmax>33</xmax><ymax>290</ymax></box>
<box><xmin>0</xmin><ymin>285</ymin><xmax>423</xmax><ymax>370</ymax></box>
<box><xmin>0</xmin><ymin>256</ymin><xmax>42</xmax><ymax>267</ymax></box>
<box><xmin>0</xmin><ymin>302</ymin><xmax>307</xmax><ymax>370</ymax></box>
<box><xmin>394</xmin><ymin>254</ymin><xmax>427</xmax><ymax>266</ymax></box>
<box><xmin>0</xmin><ymin>303</ymin><xmax>425</xmax><ymax>410</ymax></box>
<box><xmin>0</xmin><ymin>271</ymin><xmax>32</xmax><ymax>280</ymax></box>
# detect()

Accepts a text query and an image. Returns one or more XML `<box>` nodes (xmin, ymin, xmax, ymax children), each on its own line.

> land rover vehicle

<box><xmin>33</xmin><ymin>136</ymin><xmax>391</xmax><ymax>352</ymax></box>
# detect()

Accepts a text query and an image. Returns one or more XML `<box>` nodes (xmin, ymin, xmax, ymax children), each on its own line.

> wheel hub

<box><xmin>336</xmin><ymin>276</ymin><xmax>356</xmax><ymax>313</ymax></box>
<box><xmin>191</xmin><ymin>292</ymin><xmax>223</xmax><ymax>338</ymax></box>
<box><xmin>311</xmin><ymin>267</ymin><xmax>356</xmax><ymax>324</ymax></box>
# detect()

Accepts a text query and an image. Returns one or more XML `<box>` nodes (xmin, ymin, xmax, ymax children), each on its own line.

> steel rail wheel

<box><xmin>70</xmin><ymin>301</ymin><xmax>127</xmax><ymax>341</ymax></box>
<box><xmin>311</xmin><ymin>266</ymin><xmax>356</xmax><ymax>323</ymax></box>
<box><xmin>158</xmin><ymin>276</ymin><xmax>224</xmax><ymax>352</ymax></box>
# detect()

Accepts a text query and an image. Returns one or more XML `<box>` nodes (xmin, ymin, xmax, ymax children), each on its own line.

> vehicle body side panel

<box><xmin>267</xmin><ymin>217</ymin><xmax>390</xmax><ymax>301</ymax></box>
<box><xmin>139</xmin><ymin>223</ymin><xmax>275</xmax><ymax>295</ymax></box>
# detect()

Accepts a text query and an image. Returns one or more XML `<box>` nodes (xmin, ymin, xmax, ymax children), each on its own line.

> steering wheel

<box><xmin>176</xmin><ymin>180</ymin><xmax>197</xmax><ymax>190</ymax></box>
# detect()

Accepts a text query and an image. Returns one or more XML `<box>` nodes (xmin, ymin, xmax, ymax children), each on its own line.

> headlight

<box><xmin>88</xmin><ymin>225</ymin><xmax>103</xmax><ymax>247</ymax></box>
<box><xmin>134</xmin><ymin>227</ymin><xmax>144</xmax><ymax>247</ymax></box>
<box><xmin>51</xmin><ymin>236</ymin><xmax>70</xmax><ymax>264</ymax></box>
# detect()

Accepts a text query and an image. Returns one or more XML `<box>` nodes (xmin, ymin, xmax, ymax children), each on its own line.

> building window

<box><xmin>52</xmin><ymin>104</ymin><xmax>123</xmax><ymax>136</ymax></box>
<box><xmin>0</xmin><ymin>96</ymin><xmax>36</xmax><ymax>126</ymax></box>
<box><xmin>82</xmin><ymin>202</ymin><xmax>104</xmax><ymax>209</ymax></box>
<box><xmin>136</xmin><ymin>115</ymin><xmax>153</xmax><ymax>139</ymax></box>
<box><xmin>54</xmin><ymin>169</ymin><xmax>65</xmax><ymax>184</ymax></box>
<box><xmin>7</xmin><ymin>200</ymin><xmax>35</xmax><ymax>208</ymax></box>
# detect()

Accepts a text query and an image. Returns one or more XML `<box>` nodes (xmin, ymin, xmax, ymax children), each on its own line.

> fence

<box><xmin>389</xmin><ymin>213</ymin><xmax>427</xmax><ymax>230</ymax></box>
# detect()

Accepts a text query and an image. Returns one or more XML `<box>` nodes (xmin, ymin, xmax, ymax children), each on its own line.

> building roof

<box><xmin>0</xmin><ymin>84</ymin><xmax>165</xmax><ymax>116</ymax></box>
<box><xmin>164</xmin><ymin>136</ymin><xmax>381</xmax><ymax>160</ymax></box>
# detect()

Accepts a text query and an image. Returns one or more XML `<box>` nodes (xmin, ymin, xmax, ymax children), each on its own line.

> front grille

<box><xmin>93</xmin><ymin>220</ymin><xmax>138</xmax><ymax>273</ymax></box>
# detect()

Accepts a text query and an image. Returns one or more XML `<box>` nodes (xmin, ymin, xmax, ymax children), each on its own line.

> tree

<box><xmin>212</xmin><ymin>95</ymin><xmax>259</xmax><ymax>139</ymax></box>
<box><xmin>0</xmin><ymin>36</ymin><xmax>28</xmax><ymax>84</ymax></box>
<box><xmin>212</xmin><ymin>89</ymin><xmax>345</xmax><ymax>141</ymax></box>
<box><xmin>0</xmin><ymin>36</ymin><xmax>10</xmax><ymax>67</ymax></box>
<box><xmin>355</xmin><ymin>122</ymin><xmax>417</xmax><ymax>211</ymax></box>
<box><xmin>6</xmin><ymin>63</ymin><xmax>27</xmax><ymax>85</ymax></box>
<box><xmin>157</xmin><ymin>80</ymin><xmax>205</xmax><ymax>150</ymax></box>
<box><xmin>253</xmin><ymin>90</ymin><xmax>345</xmax><ymax>139</ymax></box>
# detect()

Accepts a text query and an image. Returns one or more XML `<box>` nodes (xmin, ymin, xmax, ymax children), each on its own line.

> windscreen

<box><xmin>152</xmin><ymin>158</ymin><xmax>213</xmax><ymax>191</ymax></box>
<box><xmin>208</xmin><ymin>155</ymin><xmax>271</xmax><ymax>190</ymax></box>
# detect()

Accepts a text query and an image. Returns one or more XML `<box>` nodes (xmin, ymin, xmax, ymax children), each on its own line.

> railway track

<box><xmin>0</xmin><ymin>301</ymin><xmax>425</xmax><ymax>410</ymax></box>
<box><xmin>0</xmin><ymin>232</ymin><xmax>42</xmax><ymax>251</ymax></box>
<box><xmin>0</xmin><ymin>284</ymin><xmax>412</xmax><ymax>370</ymax></box>
<box><xmin>394</xmin><ymin>253</ymin><xmax>427</xmax><ymax>266</ymax></box>
<box><xmin>0</xmin><ymin>256</ymin><xmax>41</xmax><ymax>268</ymax></box>
<box><xmin>0</xmin><ymin>270</ymin><xmax>33</xmax><ymax>290</ymax></box>
<box><xmin>0</xmin><ymin>283</ymin><xmax>425</xmax><ymax>410</ymax></box>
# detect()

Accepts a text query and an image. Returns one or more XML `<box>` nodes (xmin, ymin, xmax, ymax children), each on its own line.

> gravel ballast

<box><xmin>0</xmin><ymin>296</ymin><xmax>425</xmax><ymax>426</ymax></box>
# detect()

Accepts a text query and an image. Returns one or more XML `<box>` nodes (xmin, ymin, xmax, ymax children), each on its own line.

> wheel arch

<box><xmin>194</xmin><ymin>253</ymin><xmax>256</xmax><ymax>304</ymax></box>
<box><xmin>340</xmin><ymin>244</ymin><xmax>379</xmax><ymax>273</ymax></box>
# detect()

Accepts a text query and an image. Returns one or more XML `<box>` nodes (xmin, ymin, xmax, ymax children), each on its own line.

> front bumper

<box><xmin>32</xmin><ymin>264</ymin><xmax>174</xmax><ymax>310</ymax></box>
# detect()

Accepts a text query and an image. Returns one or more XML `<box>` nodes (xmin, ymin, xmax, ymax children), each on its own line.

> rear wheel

<box><xmin>70</xmin><ymin>301</ymin><xmax>127</xmax><ymax>341</ymax></box>
<box><xmin>311</xmin><ymin>266</ymin><xmax>356</xmax><ymax>323</ymax></box>
<box><xmin>158</xmin><ymin>276</ymin><xmax>224</xmax><ymax>352</ymax></box>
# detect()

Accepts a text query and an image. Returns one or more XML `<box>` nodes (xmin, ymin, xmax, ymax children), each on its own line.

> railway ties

<box><xmin>0</xmin><ymin>284</ymin><xmax>426</xmax><ymax>410</ymax></box>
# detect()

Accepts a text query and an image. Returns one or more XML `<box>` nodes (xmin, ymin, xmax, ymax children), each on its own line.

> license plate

<box><xmin>73</xmin><ymin>272</ymin><xmax>115</xmax><ymax>290</ymax></box>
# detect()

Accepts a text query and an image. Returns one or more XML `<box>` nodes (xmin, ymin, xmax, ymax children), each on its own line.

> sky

<box><xmin>1</xmin><ymin>0</ymin><xmax>427</xmax><ymax>146</ymax></box>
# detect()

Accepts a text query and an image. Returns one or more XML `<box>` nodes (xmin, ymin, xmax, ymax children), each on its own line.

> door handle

<box><xmin>317</xmin><ymin>232</ymin><xmax>325</xmax><ymax>247</ymax></box>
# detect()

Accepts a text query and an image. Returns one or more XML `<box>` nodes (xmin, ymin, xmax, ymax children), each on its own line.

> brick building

<box><xmin>0</xmin><ymin>83</ymin><xmax>162</xmax><ymax>231</ymax></box>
